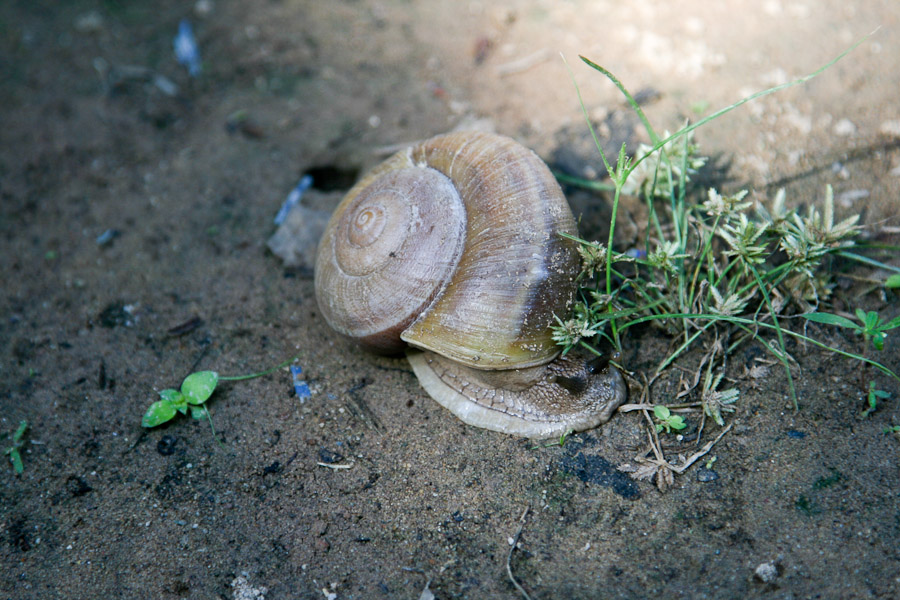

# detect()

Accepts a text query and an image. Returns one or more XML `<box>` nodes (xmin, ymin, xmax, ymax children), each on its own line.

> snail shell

<box><xmin>314</xmin><ymin>131</ymin><xmax>626</xmax><ymax>438</ymax></box>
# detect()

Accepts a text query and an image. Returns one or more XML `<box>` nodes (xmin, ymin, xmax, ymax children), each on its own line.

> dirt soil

<box><xmin>2</xmin><ymin>1</ymin><xmax>900</xmax><ymax>598</ymax></box>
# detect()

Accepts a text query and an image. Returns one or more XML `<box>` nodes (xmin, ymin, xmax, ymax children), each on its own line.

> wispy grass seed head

<box><xmin>703</xmin><ymin>188</ymin><xmax>751</xmax><ymax>218</ymax></box>
<box><xmin>702</xmin><ymin>370</ymin><xmax>739</xmax><ymax>427</ymax></box>
<box><xmin>718</xmin><ymin>213</ymin><xmax>769</xmax><ymax>266</ymax></box>
<box><xmin>647</xmin><ymin>240</ymin><xmax>689</xmax><ymax>273</ymax></box>
<box><xmin>576</xmin><ymin>240</ymin><xmax>607</xmax><ymax>278</ymax></box>
<box><xmin>551</xmin><ymin>302</ymin><xmax>603</xmax><ymax>352</ymax></box>
<box><xmin>621</xmin><ymin>130</ymin><xmax>708</xmax><ymax>198</ymax></box>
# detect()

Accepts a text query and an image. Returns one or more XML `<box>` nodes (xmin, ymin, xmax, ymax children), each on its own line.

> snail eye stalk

<box><xmin>587</xmin><ymin>355</ymin><xmax>611</xmax><ymax>374</ymax></box>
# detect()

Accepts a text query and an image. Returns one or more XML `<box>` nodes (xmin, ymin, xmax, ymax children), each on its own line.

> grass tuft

<box><xmin>556</xmin><ymin>33</ymin><xmax>898</xmax><ymax>427</ymax></box>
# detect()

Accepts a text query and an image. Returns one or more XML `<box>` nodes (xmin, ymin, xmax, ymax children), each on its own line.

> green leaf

<box><xmin>653</xmin><ymin>405</ymin><xmax>671</xmax><ymax>420</ymax></box>
<box><xmin>142</xmin><ymin>399</ymin><xmax>177</xmax><ymax>428</ymax></box>
<box><xmin>668</xmin><ymin>415</ymin><xmax>687</xmax><ymax>430</ymax></box>
<box><xmin>13</xmin><ymin>420</ymin><xmax>27</xmax><ymax>442</ymax></box>
<box><xmin>873</xmin><ymin>332</ymin><xmax>885</xmax><ymax>352</ymax></box>
<box><xmin>881</xmin><ymin>315</ymin><xmax>900</xmax><ymax>331</ymax></box>
<box><xmin>802</xmin><ymin>312</ymin><xmax>858</xmax><ymax>329</ymax></box>
<box><xmin>181</xmin><ymin>371</ymin><xmax>218</xmax><ymax>405</ymax></box>
<box><xmin>159</xmin><ymin>388</ymin><xmax>182</xmax><ymax>403</ymax></box>
<box><xmin>863</xmin><ymin>310</ymin><xmax>880</xmax><ymax>331</ymax></box>
<box><xmin>190</xmin><ymin>405</ymin><xmax>208</xmax><ymax>420</ymax></box>
<box><xmin>10</xmin><ymin>450</ymin><xmax>23</xmax><ymax>475</ymax></box>
<box><xmin>855</xmin><ymin>308</ymin><xmax>868</xmax><ymax>326</ymax></box>
<box><xmin>886</xmin><ymin>273</ymin><xmax>900</xmax><ymax>289</ymax></box>
<box><xmin>159</xmin><ymin>388</ymin><xmax>187</xmax><ymax>413</ymax></box>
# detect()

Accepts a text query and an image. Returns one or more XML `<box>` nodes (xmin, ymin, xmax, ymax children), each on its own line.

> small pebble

<box><xmin>74</xmin><ymin>11</ymin><xmax>104</xmax><ymax>33</ymax></box>
<box><xmin>318</xmin><ymin>448</ymin><xmax>344</xmax><ymax>464</ymax></box>
<box><xmin>312</xmin><ymin>519</ymin><xmax>328</xmax><ymax>536</ymax></box>
<box><xmin>754</xmin><ymin>561</ymin><xmax>779</xmax><ymax>583</ymax></box>
<box><xmin>697</xmin><ymin>467</ymin><xmax>719</xmax><ymax>482</ymax></box>
<box><xmin>832</xmin><ymin>118</ymin><xmax>856</xmax><ymax>136</ymax></box>
<box><xmin>96</xmin><ymin>228</ymin><xmax>119</xmax><ymax>246</ymax></box>
<box><xmin>837</xmin><ymin>189</ymin><xmax>869</xmax><ymax>206</ymax></box>
<box><xmin>194</xmin><ymin>0</ymin><xmax>214</xmax><ymax>17</ymax></box>
<box><xmin>880</xmin><ymin>120</ymin><xmax>900</xmax><ymax>138</ymax></box>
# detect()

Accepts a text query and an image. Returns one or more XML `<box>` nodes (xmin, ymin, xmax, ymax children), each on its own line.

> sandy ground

<box><xmin>2</xmin><ymin>1</ymin><xmax>899</xmax><ymax>598</ymax></box>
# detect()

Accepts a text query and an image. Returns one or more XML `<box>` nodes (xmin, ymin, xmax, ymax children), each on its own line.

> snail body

<box><xmin>314</xmin><ymin>131</ymin><xmax>626</xmax><ymax>438</ymax></box>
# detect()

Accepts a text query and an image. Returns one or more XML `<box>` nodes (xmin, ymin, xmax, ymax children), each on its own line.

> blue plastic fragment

<box><xmin>174</xmin><ymin>19</ymin><xmax>201</xmax><ymax>77</ymax></box>
<box><xmin>625</xmin><ymin>248</ymin><xmax>647</xmax><ymax>259</ymax></box>
<box><xmin>274</xmin><ymin>175</ymin><xmax>314</xmax><ymax>225</ymax></box>
<box><xmin>96</xmin><ymin>228</ymin><xmax>119</xmax><ymax>246</ymax></box>
<box><xmin>290</xmin><ymin>365</ymin><xmax>311</xmax><ymax>402</ymax></box>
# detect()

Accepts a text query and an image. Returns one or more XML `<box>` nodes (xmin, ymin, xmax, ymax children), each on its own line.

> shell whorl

<box><xmin>314</xmin><ymin>153</ymin><xmax>467</xmax><ymax>353</ymax></box>
<box><xmin>314</xmin><ymin>131</ymin><xmax>580</xmax><ymax>368</ymax></box>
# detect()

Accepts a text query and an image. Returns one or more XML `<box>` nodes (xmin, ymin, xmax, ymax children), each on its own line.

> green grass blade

<box><xmin>836</xmin><ymin>250</ymin><xmax>900</xmax><ymax>273</ymax></box>
<box><xmin>654</xmin><ymin>322</ymin><xmax>714</xmax><ymax>375</ymax></box>
<box><xmin>219</xmin><ymin>355</ymin><xmax>299</xmax><ymax>381</ymax></box>
<box><xmin>598</xmin><ymin>31</ymin><xmax>874</xmax><ymax>175</ymax></box>
<box><xmin>745</xmin><ymin>264</ymin><xmax>797</xmax><ymax>408</ymax></box>
<box><xmin>621</xmin><ymin>311</ymin><xmax>899</xmax><ymax>381</ymax></box>
<box><xmin>562</xmin><ymin>54</ymin><xmax>615</xmax><ymax>178</ymax></box>
<box><xmin>10</xmin><ymin>450</ymin><xmax>23</xmax><ymax>475</ymax></box>
<box><xmin>802</xmin><ymin>312</ymin><xmax>858</xmax><ymax>328</ymax></box>
<box><xmin>553</xmin><ymin>171</ymin><xmax>617</xmax><ymax>191</ymax></box>
<box><xmin>579</xmin><ymin>55</ymin><xmax>661</xmax><ymax>145</ymax></box>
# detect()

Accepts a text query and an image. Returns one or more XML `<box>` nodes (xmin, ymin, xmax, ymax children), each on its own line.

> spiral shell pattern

<box><xmin>315</xmin><ymin>131</ymin><xmax>579</xmax><ymax>368</ymax></box>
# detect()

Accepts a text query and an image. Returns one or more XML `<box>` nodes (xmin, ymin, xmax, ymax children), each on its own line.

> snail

<box><xmin>314</xmin><ymin>131</ymin><xmax>626</xmax><ymax>438</ymax></box>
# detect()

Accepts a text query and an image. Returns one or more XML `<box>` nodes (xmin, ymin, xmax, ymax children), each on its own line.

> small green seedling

<box><xmin>551</xmin><ymin>429</ymin><xmax>574</xmax><ymax>448</ymax></box>
<box><xmin>142</xmin><ymin>356</ymin><xmax>298</xmax><ymax>438</ymax></box>
<box><xmin>5</xmin><ymin>420</ymin><xmax>28</xmax><ymax>475</ymax></box>
<box><xmin>860</xmin><ymin>381</ymin><xmax>890</xmax><ymax>419</ymax></box>
<box><xmin>529</xmin><ymin>429</ymin><xmax>575</xmax><ymax>450</ymax></box>
<box><xmin>804</xmin><ymin>309</ymin><xmax>900</xmax><ymax>352</ymax></box>
<box><xmin>143</xmin><ymin>370</ymin><xmax>219</xmax><ymax>428</ymax></box>
<box><xmin>884</xmin><ymin>425</ymin><xmax>900</xmax><ymax>435</ymax></box>
<box><xmin>654</xmin><ymin>405</ymin><xmax>686</xmax><ymax>434</ymax></box>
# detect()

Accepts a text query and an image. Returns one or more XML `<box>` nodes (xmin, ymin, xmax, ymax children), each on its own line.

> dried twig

<box><xmin>621</xmin><ymin>422</ymin><xmax>734</xmax><ymax>491</ymax></box>
<box><xmin>506</xmin><ymin>507</ymin><xmax>533</xmax><ymax>600</ymax></box>
<box><xmin>673</xmin><ymin>422</ymin><xmax>733</xmax><ymax>473</ymax></box>
<box><xmin>316</xmin><ymin>462</ymin><xmax>353</xmax><ymax>470</ymax></box>
<box><xmin>618</xmin><ymin>402</ymin><xmax>697</xmax><ymax>413</ymax></box>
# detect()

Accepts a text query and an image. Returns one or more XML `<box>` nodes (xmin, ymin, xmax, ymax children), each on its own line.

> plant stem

<box><xmin>219</xmin><ymin>355</ymin><xmax>298</xmax><ymax>382</ymax></box>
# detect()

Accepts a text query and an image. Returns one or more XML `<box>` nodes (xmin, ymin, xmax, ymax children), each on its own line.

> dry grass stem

<box><xmin>506</xmin><ymin>506</ymin><xmax>534</xmax><ymax>600</ymax></box>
